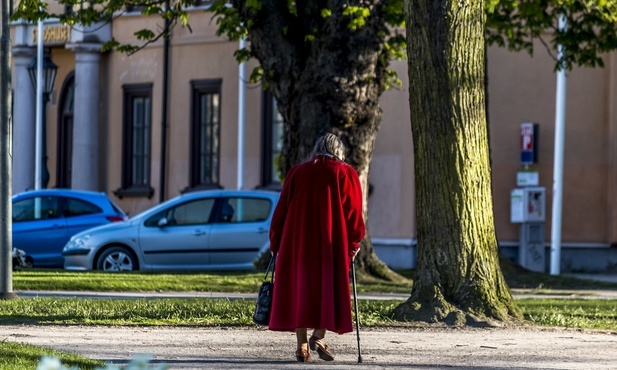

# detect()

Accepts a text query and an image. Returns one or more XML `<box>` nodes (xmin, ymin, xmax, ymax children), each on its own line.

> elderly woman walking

<box><xmin>268</xmin><ymin>133</ymin><xmax>365</xmax><ymax>362</ymax></box>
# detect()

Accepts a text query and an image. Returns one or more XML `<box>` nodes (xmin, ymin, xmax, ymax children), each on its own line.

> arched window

<box><xmin>56</xmin><ymin>72</ymin><xmax>74</xmax><ymax>188</ymax></box>
<box><xmin>261</xmin><ymin>90</ymin><xmax>283</xmax><ymax>189</ymax></box>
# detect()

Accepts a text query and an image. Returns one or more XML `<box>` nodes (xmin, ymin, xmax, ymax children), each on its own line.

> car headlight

<box><xmin>65</xmin><ymin>234</ymin><xmax>92</xmax><ymax>250</ymax></box>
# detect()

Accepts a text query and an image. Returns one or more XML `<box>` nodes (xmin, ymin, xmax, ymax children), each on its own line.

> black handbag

<box><xmin>253</xmin><ymin>255</ymin><xmax>276</xmax><ymax>326</ymax></box>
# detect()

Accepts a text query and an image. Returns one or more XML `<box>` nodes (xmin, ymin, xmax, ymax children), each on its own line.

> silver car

<box><xmin>62</xmin><ymin>190</ymin><xmax>280</xmax><ymax>271</ymax></box>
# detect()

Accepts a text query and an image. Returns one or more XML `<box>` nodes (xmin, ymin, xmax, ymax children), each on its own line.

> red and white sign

<box><xmin>521</xmin><ymin>122</ymin><xmax>534</xmax><ymax>151</ymax></box>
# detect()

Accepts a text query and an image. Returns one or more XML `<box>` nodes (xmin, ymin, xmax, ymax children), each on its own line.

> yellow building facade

<box><xmin>11</xmin><ymin>6</ymin><xmax>617</xmax><ymax>271</ymax></box>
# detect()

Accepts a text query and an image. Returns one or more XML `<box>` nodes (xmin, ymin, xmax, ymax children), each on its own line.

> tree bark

<box><xmin>237</xmin><ymin>0</ymin><xmax>401</xmax><ymax>281</ymax></box>
<box><xmin>393</xmin><ymin>0</ymin><xmax>522</xmax><ymax>322</ymax></box>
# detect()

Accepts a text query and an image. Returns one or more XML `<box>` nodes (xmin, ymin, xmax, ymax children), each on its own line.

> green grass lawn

<box><xmin>9</xmin><ymin>264</ymin><xmax>617</xmax><ymax>332</ymax></box>
<box><xmin>14</xmin><ymin>259</ymin><xmax>617</xmax><ymax>294</ymax></box>
<box><xmin>518</xmin><ymin>298</ymin><xmax>617</xmax><ymax>330</ymax></box>
<box><xmin>13</xmin><ymin>269</ymin><xmax>266</xmax><ymax>293</ymax></box>
<box><xmin>0</xmin><ymin>297</ymin><xmax>616</xmax><ymax>330</ymax></box>
<box><xmin>0</xmin><ymin>341</ymin><xmax>104</xmax><ymax>370</ymax></box>
<box><xmin>13</xmin><ymin>268</ymin><xmax>414</xmax><ymax>294</ymax></box>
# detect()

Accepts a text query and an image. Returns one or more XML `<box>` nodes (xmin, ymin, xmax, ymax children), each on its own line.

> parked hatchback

<box><xmin>62</xmin><ymin>189</ymin><xmax>280</xmax><ymax>271</ymax></box>
<box><xmin>12</xmin><ymin>189</ymin><xmax>128</xmax><ymax>267</ymax></box>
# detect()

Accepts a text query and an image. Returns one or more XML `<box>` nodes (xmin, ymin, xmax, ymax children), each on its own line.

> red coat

<box><xmin>269</xmin><ymin>155</ymin><xmax>365</xmax><ymax>334</ymax></box>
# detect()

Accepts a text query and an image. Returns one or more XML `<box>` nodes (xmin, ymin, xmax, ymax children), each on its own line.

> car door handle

<box><xmin>193</xmin><ymin>230</ymin><xmax>207</xmax><ymax>236</ymax></box>
<box><xmin>52</xmin><ymin>224</ymin><xmax>65</xmax><ymax>229</ymax></box>
<box><xmin>257</xmin><ymin>227</ymin><xmax>268</xmax><ymax>234</ymax></box>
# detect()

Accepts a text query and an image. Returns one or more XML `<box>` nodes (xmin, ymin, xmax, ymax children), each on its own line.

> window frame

<box><xmin>56</xmin><ymin>72</ymin><xmax>75</xmax><ymax>189</ymax></box>
<box><xmin>213</xmin><ymin>196</ymin><xmax>273</xmax><ymax>224</ymax></box>
<box><xmin>12</xmin><ymin>196</ymin><xmax>61</xmax><ymax>222</ymax></box>
<box><xmin>260</xmin><ymin>90</ymin><xmax>283</xmax><ymax>190</ymax></box>
<box><xmin>191</xmin><ymin>0</ymin><xmax>214</xmax><ymax>7</ymax></box>
<box><xmin>186</xmin><ymin>79</ymin><xmax>223</xmax><ymax>192</ymax></box>
<box><xmin>144</xmin><ymin>198</ymin><xmax>217</xmax><ymax>227</ymax></box>
<box><xmin>115</xmin><ymin>83</ymin><xmax>154</xmax><ymax>199</ymax></box>
<box><xmin>63</xmin><ymin>197</ymin><xmax>103</xmax><ymax>218</ymax></box>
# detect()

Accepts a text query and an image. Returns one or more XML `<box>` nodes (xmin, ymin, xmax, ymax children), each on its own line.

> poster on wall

<box><xmin>511</xmin><ymin>189</ymin><xmax>525</xmax><ymax>223</ymax></box>
<box><xmin>520</xmin><ymin>122</ymin><xmax>539</xmax><ymax>165</ymax></box>
<box><xmin>517</xmin><ymin>169</ymin><xmax>539</xmax><ymax>187</ymax></box>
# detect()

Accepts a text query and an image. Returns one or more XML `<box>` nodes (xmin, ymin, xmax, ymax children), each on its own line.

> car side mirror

<box><xmin>157</xmin><ymin>217</ymin><xmax>169</xmax><ymax>227</ymax></box>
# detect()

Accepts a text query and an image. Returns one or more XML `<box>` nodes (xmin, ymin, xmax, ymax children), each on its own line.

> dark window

<box><xmin>144</xmin><ymin>198</ymin><xmax>215</xmax><ymax>227</ymax></box>
<box><xmin>215</xmin><ymin>197</ymin><xmax>272</xmax><ymax>223</ymax></box>
<box><xmin>115</xmin><ymin>84</ymin><xmax>154</xmax><ymax>198</ymax></box>
<box><xmin>13</xmin><ymin>196</ymin><xmax>60</xmax><ymax>222</ymax></box>
<box><xmin>56</xmin><ymin>73</ymin><xmax>74</xmax><ymax>188</ymax></box>
<box><xmin>125</xmin><ymin>4</ymin><xmax>145</xmax><ymax>13</ymax></box>
<box><xmin>188</xmin><ymin>79</ymin><xmax>222</xmax><ymax>190</ymax></box>
<box><xmin>193</xmin><ymin>0</ymin><xmax>214</xmax><ymax>7</ymax></box>
<box><xmin>64</xmin><ymin>198</ymin><xmax>102</xmax><ymax>217</ymax></box>
<box><xmin>128</xmin><ymin>0</ymin><xmax>211</xmax><ymax>12</ymax></box>
<box><xmin>261</xmin><ymin>90</ymin><xmax>283</xmax><ymax>189</ymax></box>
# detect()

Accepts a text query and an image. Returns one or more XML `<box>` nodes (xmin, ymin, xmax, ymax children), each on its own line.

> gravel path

<box><xmin>2</xmin><ymin>325</ymin><xmax>616</xmax><ymax>369</ymax></box>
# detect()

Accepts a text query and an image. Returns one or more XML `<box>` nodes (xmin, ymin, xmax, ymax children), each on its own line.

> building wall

<box><xmin>488</xmin><ymin>44</ymin><xmax>612</xmax><ymax>245</ymax></box>
<box><xmin>105</xmin><ymin>11</ymin><xmax>264</xmax><ymax>215</ymax></box>
<box><xmin>369</xmin><ymin>60</ymin><xmax>415</xmax><ymax>239</ymax></box>
<box><xmin>11</xmin><ymin>10</ymin><xmax>617</xmax><ymax>250</ymax></box>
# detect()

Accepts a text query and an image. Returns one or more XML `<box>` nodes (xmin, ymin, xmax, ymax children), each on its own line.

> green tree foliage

<box><xmin>208</xmin><ymin>0</ymin><xmax>406</xmax><ymax>92</ymax></box>
<box><xmin>13</xmin><ymin>1</ymin><xmax>617</xmax><ymax>72</ymax></box>
<box><xmin>487</xmin><ymin>1</ymin><xmax>617</xmax><ymax>70</ymax></box>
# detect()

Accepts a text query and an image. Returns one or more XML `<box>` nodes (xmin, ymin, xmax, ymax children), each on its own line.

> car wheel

<box><xmin>96</xmin><ymin>246</ymin><xmax>136</xmax><ymax>271</ymax></box>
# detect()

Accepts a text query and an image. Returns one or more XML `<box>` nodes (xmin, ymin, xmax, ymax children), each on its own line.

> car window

<box><xmin>217</xmin><ymin>197</ymin><xmax>272</xmax><ymax>223</ymax></box>
<box><xmin>13</xmin><ymin>196</ymin><xmax>60</xmax><ymax>222</ymax></box>
<box><xmin>145</xmin><ymin>198</ymin><xmax>215</xmax><ymax>227</ymax></box>
<box><xmin>64</xmin><ymin>197</ymin><xmax>103</xmax><ymax>217</ymax></box>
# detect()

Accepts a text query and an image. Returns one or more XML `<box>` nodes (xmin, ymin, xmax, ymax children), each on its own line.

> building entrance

<box><xmin>56</xmin><ymin>73</ymin><xmax>74</xmax><ymax>188</ymax></box>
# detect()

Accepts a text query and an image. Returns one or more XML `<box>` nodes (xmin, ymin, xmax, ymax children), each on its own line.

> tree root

<box><xmin>356</xmin><ymin>252</ymin><xmax>407</xmax><ymax>283</ymax></box>
<box><xmin>393</xmin><ymin>298</ymin><xmax>519</xmax><ymax>327</ymax></box>
<box><xmin>393</xmin><ymin>284</ymin><xmax>522</xmax><ymax>326</ymax></box>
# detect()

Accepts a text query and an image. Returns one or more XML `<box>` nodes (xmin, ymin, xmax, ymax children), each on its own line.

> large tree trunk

<box><xmin>393</xmin><ymin>0</ymin><xmax>522</xmax><ymax>322</ymax></box>
<box><xmin>236</xmin><ymin>0</ymin><xmax>400</xmax><ymax>281</ymax></box>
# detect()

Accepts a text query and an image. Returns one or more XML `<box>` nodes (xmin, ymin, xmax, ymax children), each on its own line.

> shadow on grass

<box><xmin>394</xmin><ymin>257</ymin><xmax>617</xmax><ymax>291</ymax></box>
<box><xmin>498</xmin><ymin>257</ymin><xmax>617</xmax><ymax>290</ymax></box>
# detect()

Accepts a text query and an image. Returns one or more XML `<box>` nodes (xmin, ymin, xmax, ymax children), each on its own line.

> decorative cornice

<box><xmin>66</xmin><ymin>42</ymin><xmax>103</xmax><ymax>54</ymax></box>
<box><xmin>11</xmin><ymin>46</ymin><xmax>35</xmax><ymax>58</ymax></box>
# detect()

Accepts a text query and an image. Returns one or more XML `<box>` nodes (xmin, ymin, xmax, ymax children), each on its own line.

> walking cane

<box><xmin>351</xmin><ymin>259</ymin><xmax>362</xmax><ymax>363</ymax></box>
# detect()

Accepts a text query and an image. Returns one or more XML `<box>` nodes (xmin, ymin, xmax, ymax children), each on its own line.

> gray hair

<box><xmin>310</xmin><ymin>133</ymin><xmax>346</xmax><ymax>161</ymax></box>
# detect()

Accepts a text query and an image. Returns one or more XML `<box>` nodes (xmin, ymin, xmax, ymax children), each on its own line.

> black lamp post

<box><xmin>28</xmin><ymin>53</ymin><xmax>58</xmax><ymax>189</ymax></box>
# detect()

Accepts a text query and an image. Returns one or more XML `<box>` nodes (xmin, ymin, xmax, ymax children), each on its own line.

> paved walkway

<box><xmin>2</xmin><ymin>325</ymin><xmax>616</xmax><ymax>369</ymax></box>
<box><xmin>565</xmin><ymin>272</ymin><xmax>617</xmax><ymax>283</ymax></box>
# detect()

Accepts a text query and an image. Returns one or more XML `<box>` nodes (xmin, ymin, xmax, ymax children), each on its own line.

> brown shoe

<box><xmin>295</xmin><ymin>348</ymin><xmax>311</xmax><ymax>362</ymax></box>
<box><xmin>309</xmin><ymin>335</ymin><xmax>334</xmax><ymax>361</ymax></box>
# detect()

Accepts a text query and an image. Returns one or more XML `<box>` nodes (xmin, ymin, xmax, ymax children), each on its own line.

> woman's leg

<box><xmin>309</xmin><ymin>329</ymin><xmax>334</xmax><ymax>361</ymax></box>
<box><xmin>295</xmin><ymin>328</ymin><xmax>311</xmax><ymax>362</ymax></box>
<box><xmin>311</xmin><ymin>328</ymin><xmax>326</xmax><ymax>340</ymax></box>
<box><xmin>296</xmin><ymin>328</ymin><xmax>308</xmax><ymax>350</ymax></box>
